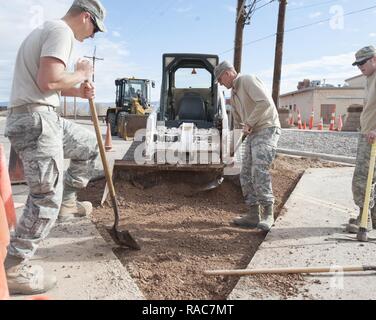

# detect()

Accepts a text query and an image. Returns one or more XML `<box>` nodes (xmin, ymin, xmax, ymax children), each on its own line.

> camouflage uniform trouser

<box><xmin>240</xmin><ymin>127</ymin><xmax>281</xmax><ymax>207</ymax></box>
<box><xmin>5</xmin><ymin>108</ymin><xmax>99</xmax><ymax>259</ymax></box>
<box><xmin>352</xmin><ymin>134</ymin><xmax>376</xmax><ymax>211</ymax></box>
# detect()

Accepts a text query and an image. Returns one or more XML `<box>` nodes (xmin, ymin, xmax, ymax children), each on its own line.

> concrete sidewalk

<box><xmin>229</xmin><ymin>167</ymin><xmax>376</xmax><ymax>300</ymax></box>
<box><xmin>17</xmin><ymin>200</ymin><xmax>144</xmax><ymax>300</ymax></box>
<box><xmin>12</xmin><ymin>185</ymin><xmax>144</xmax><ymax>300</ymax></box>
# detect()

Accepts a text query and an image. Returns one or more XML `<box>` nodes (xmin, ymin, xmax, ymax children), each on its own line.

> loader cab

<box><xmin>107</xmin><ymin>77</ymin><xmax>155</xmax><ymax>136</ymax></box>
<box><xmin>115</xmin><ymin>78</ymin><xmax>152</xmax><ymax>111</ymax></box>
<box><xmin>158</xmin><ymin>54</ymin><xmax>220</xmax><ymax>129</ymax></box>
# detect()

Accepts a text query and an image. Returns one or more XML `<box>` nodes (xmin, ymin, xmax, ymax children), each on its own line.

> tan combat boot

<box><xmin>346</xmin><ymin>208</ymin><xmax>373</xmax><ymax>234</ymax></box>
<box><xmin>233</xmin><ymin>205</ymin><xmax>260</xmax><ymax>228</ymax></box>
<box><xmin>257</xmin><ymin>205</ymin><xmax>275</xmax><ymax>232</ymax></box>
<box><xmin>58</xmin><ymin>200</ymin><xmax>93</xmax><ymax>222</ymax></box>
<box><xmin>5</xmin><ymin>256</ymin><xmax>57</xmax><ymax>295</ymax></box>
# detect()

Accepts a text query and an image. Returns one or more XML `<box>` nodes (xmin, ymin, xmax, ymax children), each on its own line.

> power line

<box><xmin>243</xmin><ymin>0</ymin><xmax>276</xmax><ymax>25</ymax></box>
<box><xmin>285</xmin><ymin>4</ymin><xmax>376</xmax><ymax>33</ymax></box>
<box><xmin>288</xmin><ymin>0</ymin><xmax>341</xmax><ymax>12</ymax></box>
<box><xmin>126</xmin><ymin>0</ymin><xmax>176</xmax><ymax>44</ymax></box>
<box><xmin>254</xmin><ymin>0</ymin><xmax>277</xmax><ymax>13</ymax></box>
<box><xmin>220</xmin><ymin>4</ymin><xmax>376</xmax><ymax>56</ymax></box>
<box><xmin>243</xmin><ymin>0</ymin><xmax>257</xmax><ymax>25</ymax></box>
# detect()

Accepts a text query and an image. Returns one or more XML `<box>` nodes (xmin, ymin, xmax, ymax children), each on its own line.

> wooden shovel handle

<box><xmin>204</xmin><ymin>265</ymin><xmax>376</xmax><ymax>276</ymax></box>
<box><xmin>360</xmin><ymin>143</ymin><xmax>376</xmax><ymax>229</ymax></box>
<box><xmin>88</xmin><ymin>97</ymin><xmax>116</xmax><ymax>200</ymax></box>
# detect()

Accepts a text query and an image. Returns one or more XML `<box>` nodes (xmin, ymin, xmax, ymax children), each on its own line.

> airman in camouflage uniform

<box><xmin>214</xmin><ymin>61</ymin><xmax>281</xmax><ymax>232</ymax></box>
<box><xmin>5</xmin><ymin>111</ymin><xmax>99</xmax><ymax>258</ymax></box>
<box><xmin>240</xmin><ymin>127</ymin><xmax>281</xmax><ymax>208</ymax></box>
<box><xmin>347</xmin><ymin>46</ymin><xmax>376</xmax><ymax>233</ymax></box>
<box><xmin>4</xmin><ymin>0</ymin><xmax>106</xmax><ymax>295</ymax></box>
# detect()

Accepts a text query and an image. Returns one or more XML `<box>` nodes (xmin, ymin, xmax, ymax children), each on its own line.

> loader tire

<box><xmin>107</xmin><ymin>112</ymin><xmax>117</xmax><ymax>136</ymax></box>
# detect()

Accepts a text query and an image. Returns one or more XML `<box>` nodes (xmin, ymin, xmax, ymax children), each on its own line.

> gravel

<box><xmin>278</xmin><ymin>129</ymin><xmax>360</xmax><ymax>158</ymax></box>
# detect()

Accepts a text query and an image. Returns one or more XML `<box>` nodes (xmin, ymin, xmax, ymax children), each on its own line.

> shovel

<box><xmin>204</xmin><ymin>265</ymin><xmax>376</xmax><ymax>276</ymax></box>
<box><xmin>199</xmin><ymin>134</ymin><xmax>247</xmax><ymax>191</ymax></box>
<box><xmin>357</xmin><ymin>142</ymin><xmax>376</xmax><ymax>242</ymax></box>
<box><xmin>87</xmin><ymin>89</ymin><xmax>141</xmax><ymax>250</ymax></box>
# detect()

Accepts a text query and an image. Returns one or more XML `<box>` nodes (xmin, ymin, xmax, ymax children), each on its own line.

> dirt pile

<box><xmin>82</xmin><ymin>155</ymin><xmax>343</xmax><ymax>300</ymax></box>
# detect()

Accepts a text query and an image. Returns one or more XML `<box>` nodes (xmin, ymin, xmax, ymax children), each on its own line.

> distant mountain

<box><xmin>0</xmin><ymin>100</ymin><xmax>160</xmax><ymax>115</ymax></box>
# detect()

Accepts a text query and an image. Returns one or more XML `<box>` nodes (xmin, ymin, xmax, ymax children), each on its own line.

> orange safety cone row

<box><xmin>329</xmin><ymin>112</ymin><xmax>336</xmax><ymax>131</ymax></box>
<box><xmin>309</xmin><ymin>110</ymin><xmax>314</xmax><ymax>130</ymax></box>
<box><xmin>317</xmin><ymin>118</ymin><xmax>324</xmax><ymax>131</ymax></box>
<box><xmin>337</xmin><ymin>115</ymin><xmax>343</xmax><ymax>132</ymax></box>
<box><xmin>0</xmin><ymin>196</ymin><xmax>10</xmax><ymax>300</ymax></box>
<box><xmin>0</xmin><ymin>145</ymin><xmax>17</xmax><ymax>229</ymax></box>
<box><xmin>105</xmin><ymin>122</ymin><xmax>113</xmax><ymax>152</ymax></box>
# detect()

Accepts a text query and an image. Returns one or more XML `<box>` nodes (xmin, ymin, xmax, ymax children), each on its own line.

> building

<box><xmin>279</xmin><ymin>76</ymin><xmax>365</xmax><ymax>125</ymax></box>
<box><xmin>345</xmin><ymin>74</ymin><xmax>366</xmax><ymax>87</ymax></box>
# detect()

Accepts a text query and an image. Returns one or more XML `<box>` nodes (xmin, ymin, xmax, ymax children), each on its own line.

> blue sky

<box><xmin>1</xmin><ymin>0</ymin><xmax>376</xmax><ymax>103</ymax></box>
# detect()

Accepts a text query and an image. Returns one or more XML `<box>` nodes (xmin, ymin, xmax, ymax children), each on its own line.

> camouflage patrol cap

<box><xmin>352</xmin><ymin>46</ymin><xmax>376</xmax><ymax>66</ymax></box>
<box><xmin>70</xmin><ymin>0</ymin><xmax>106</xmax><ymax>32</ymax></box>
<box><xmin>214</xmin><ymin>61</ymin><xmax>235</xmax><ymax>83</ymax></box>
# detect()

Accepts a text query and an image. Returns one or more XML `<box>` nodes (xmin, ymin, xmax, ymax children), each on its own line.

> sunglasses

<box><xmin>90</xmin><ymin>15</ymin><xmax>100</xmax><ymax>34</ymax></box>
<box><xmin>357</xmin><ymin>58</ymin><xmax>372</xmax><ymax>66</ymax></box>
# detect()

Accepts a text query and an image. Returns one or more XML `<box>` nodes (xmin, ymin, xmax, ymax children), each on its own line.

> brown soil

<box><xmin>80</xmin><ymin>155</ymin><xmax>343</xmax><ymax>300</ymax></box>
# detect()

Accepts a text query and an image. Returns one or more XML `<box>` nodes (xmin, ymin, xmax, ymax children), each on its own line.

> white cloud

<box><xmin>257</xmin><ymin>52</ymin><xmax>358</xmax><ymax>94</ymax></box>
<box><xmin>0</xmin><ymin>0</ymin><xmax>139</xmax><ymax>102</ymax></box>
<box><xmin>112</xmin><ymin>31</ymin><xmax>121</xmax><ymax>38</ymax></box>
<box><xmin>175</xmin><ymin>6</ymin><xmax>192</xmax><ymax>14</ymax></box>
<box><xmin>370</xmin><ymin>33</ymin><xmax>376</xmax><ymax>37</ymax></box>
<box><xmin>309</xmin><ymin>11</ymin><xmax>322</xmax><ymax>19</ymax></box>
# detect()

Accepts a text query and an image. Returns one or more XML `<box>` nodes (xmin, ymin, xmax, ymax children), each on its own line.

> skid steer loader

<box><xmin>109</xmin><ymin>53</ymin><xmax>234</xmax><ymax>194</ymax></box>
<box><xmin>106</xmin><ymin>77</ymin><xmax>155</xmax><ymax>140</ymax></box>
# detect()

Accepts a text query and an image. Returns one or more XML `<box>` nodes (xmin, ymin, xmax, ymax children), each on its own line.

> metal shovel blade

<box><xmin>199</xmin><ymin>176</ymin><xmax>224</xmax><ymax>192</ymax></box>
<box><xmin>357</xmin><ymin>227</ymin><xmax>369</xmax><ymax>242</ymax></box>
<box><xmin>107</xmin><ymin>226</ymin><xmax>141</xmax><ymax>250</ymax></box>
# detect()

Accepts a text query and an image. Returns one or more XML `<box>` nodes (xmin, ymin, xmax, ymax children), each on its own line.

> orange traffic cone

<box><xmin>8</xmin><ymin>146</ymin><xmax>25</xmax><ymax>185</ymax></box>
<box><xmin>317</xmin><ymin>118</ymin><xmax>324</xmax><ymax>130</ymax></box>
<box><xmin>0</xmin><ymin>145</ymin><xmax>17</xmax><ymax>229</ymax></box>
<box><xmin>303</xmin><ymin>121</ymin><xmax>307</xmax><ymax>130</ymax></box>
<box><xmin>297</xmin><ymin>111</ymin><xmax>302</xmax><ymax>130</ymax></box>
<box><xmin>309</xmin><ymin>110</ymin><xmax>314</xmax><ymax>130</ymax></box>
<box><xmin>0</xmin><ymin>196</ymin><xmax>10</xmax><ymax>300</ymax></box>
<box><xmin>329</xmin><ymin>112</ymin><xmax>335</xmax><ymax>131</ymax></box>
<box><xmin>105</xmin><ymin>122</ymin><xmax>113</xmax><ymax>152</ymax></box>
<box><xmin>337</xmin><ymin>115</ymin><xmax>343</xmax><ymax>132</ymax></box>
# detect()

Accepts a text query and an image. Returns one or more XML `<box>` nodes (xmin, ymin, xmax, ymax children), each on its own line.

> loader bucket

<box><xmin>113</xmin><ymin>161</ymin><xmax>225</xmax><ymax>193</ymax></box>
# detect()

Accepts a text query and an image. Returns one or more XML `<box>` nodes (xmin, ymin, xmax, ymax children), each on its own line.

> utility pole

<box><xmin>84</xmin><ymin>46</ymin><xmax>104</xmax><ymax>83</ymax></box>
<box><xmin>234</xmin><ymin>1</ymin><xmax>257</xmax><ymax>73</ymax></box>
<box><xmin>234</xmin><ymin>0</ymin><xmax>246</xmax><ymax>73</ymax></box>
<box><xmin>272</xmin><ymin>0</ymin><xmax>287</xmax><ymax>109</ymax></box>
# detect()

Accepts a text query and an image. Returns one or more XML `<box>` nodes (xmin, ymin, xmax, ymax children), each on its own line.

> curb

<box><xmin>277</xmin><ymin>148</ymin><xmax>356</xmax><ymax>165</ymax></box>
